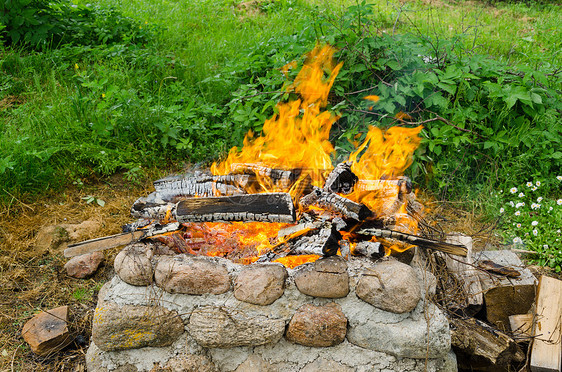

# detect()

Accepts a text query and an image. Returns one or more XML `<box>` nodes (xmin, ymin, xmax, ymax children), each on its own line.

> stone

<box><xmin>114</xmin><ymin>243</ymin><xmax>154</xmax><ymax>286</ymax></box>
<box><xmin>294</xmin><ymin>256</ymin><xmax>349</xmax><ymax>298</ymax></box>
<box><xmin>234</xmin><ymin>264</ymin><xmax>287</xmax><ymax>305</ymax></box>
<box><xmin>154</xmin><ymin>255</ymin><xmax>230</xmax><ymax>295</ymax></box>
<box><xmin>21</xmin><ymin>306</ymin><xmax>73</xmax><ymax>356</ymax></box>
<box><xmin>346</xmin><ymin>303</ymin><xmax>451</xmax><ymax>359</ymax></box>
<box><xmin>92</xmin><ymin>303</ymin><xmax>184</xmax><ymax>351</ymax></box>
<box><xmin>301</xmin><ymin>357</ymin><xmax>353</xmax><ymax>372</ymax></box>
<box><xmin>64</xmin><ymin>251</ymin><xmax>104</xmax><ymax>279</ymax></box>
<box><xmin>356</xmin><ymin>259</ymin><xmax>421</xmax><ymax>313</ymax></box>
<box><xmin>187</xmin><ymin>305</ymin><xmax>284</xmax><ymax>348</ymax></box>
<box><xmin>36</xmin><ymin>221</ymin><xmax>101</xmax><ymax>254</ymax></box>
<box><xmin>164</xmin><ymin>354</ymin><xmax>218</xmax><ymax>372</ymax></box>
<box><xmin>235</xmin><ymin>355</ymin><xmax>275</xmax><ymax>372</ymax></box>
<box><xmin>286</xmin><ymin>303</ymin><xmax>347</xmax><ymax>347</ymax></box>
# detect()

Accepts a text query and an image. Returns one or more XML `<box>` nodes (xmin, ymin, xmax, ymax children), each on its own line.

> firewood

<box><xmin>323</xmin><ymin>161</ymin><xmax>357</xmax><ymax>194</ymax></box>
<box><xmin>300</xmin><ymin>187</ymin><xmax>372</xmax><ymax>221</ymax></box>
<box><xmin>475</xmin><ymin>250</ymin><xmax>537</xmax><ymax>331</ymax></box>
<box><xmin>451</xmin><ymin>317</ymin><xmax>520</xmax><ymax>368</ymax></box>
<box><xmin>509</xmin><ymin>314</ymin><xmax>534</xmax><ymax>341</ymax></box>
<box><xmin>229</xmin><ymin>163</ymin><xmax>301</xmax><ymax>189</ymax></box>
<box><xmin>436</xmin><ymin>234</ymin><xmax>483</xmax><ymax>316</ymax></box>
<box><xmin>530</xmin><ymin>275</ymin><xmax>562</xmax><ymax>372</ymax></box>
<box><xmin>356</xmin><ymin>228</ymin><xmax>468</xmax><ymax>256</ymax></box>
<box><xmin>355</xmin><ymin>176</ymin><xmax>412</xmax><ymax>196</ymax></box>
<box><xmin>175</xmin><ymin>193</ymin><xmax>296</xmax><ymax>223</ymax></box>
<box><xmin>153</xmin><ymin>173</ymin><xmax>252</xmax><ymax>199</ymax></box>
<box><xmin>352</xmin><ymin>241</ymin><xmax>383</xmax><ymax>259</ymax></box>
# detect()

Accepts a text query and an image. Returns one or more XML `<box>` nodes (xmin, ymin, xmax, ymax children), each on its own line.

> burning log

<box><xmin>357</xmin><ymin>228</ymin><xmax>468</xmax><ymax>256</ymax></box>
<box><xmin>229</xmin><ymin>163</ymin><xmax>302</xmax><ymax>189</ymax></box>
<box><xmin>355</xmin><ymin>176</ymin><xmax>413</xmax><ymax>196</ymax></box>
<box><xmin>323</xmin><ymin>161</ymin><xmax>357</xmax><ymax>194</ymax></box>
<box><xmin>153</xmin><ymin>173</ymin><xmax>253</xmax><ymax>199</ymax></box>
<box><xmin>300</xmin><ymin>187</ymin><xmax>372</xmax><ymax>221</ymax></box>
<box><xmin>175</xmin><ymin>193</ymin><xmax>296</xmax><ymax>223</ymax></box>
<box><xmin>352</xmin><ymin>241</ymin><xmax>384</xmax><ymax>259</ymax></box>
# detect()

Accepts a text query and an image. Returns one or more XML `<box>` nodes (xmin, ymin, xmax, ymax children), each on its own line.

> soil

<box><xmin>0</xmin><ymin>174</ymin><xmax>559</xmax><ymax>371</ymax></box>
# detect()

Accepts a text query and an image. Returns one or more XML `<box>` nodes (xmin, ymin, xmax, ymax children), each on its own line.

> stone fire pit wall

<box><xmin>86</xmin><ymin>243</ymin><xmax>457</xmax><ymax>372</ymax></box>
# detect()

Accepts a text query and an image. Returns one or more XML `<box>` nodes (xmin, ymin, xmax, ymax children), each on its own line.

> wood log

<box><xmin>153</xmin><ymin>173</ymin><xmax>252</xmax><ymax>199</ymax></box>
<box><xmin>357</xmin><ymin>228</ymin><xmax>468</xmax><ymax>256</ymax></box>
<box><xmin>436</xmin><ymin>234</ymin><xmax>483</xmax><ymax>316</ymax></box>
<box><xmin>299</xmin><ymin>187</ymin><xmax>372</xmax><ymax>221</ymax></box>
<box><xmin>355</xmin><ymin>176</ymin><xmax>412</xmax><ymax>196</ymax></box>
<box><xmin>530</xmin><ymin>275</ymin><xmax>562</xmax><ymax>372</ymax></box>
<box><xmin>451</xmin><ymin>317</ymin><xmax>520</xmax><ymax>369</ymax></box>
<box><xmin>229</xmin><ymin>163</ymin><xmax>301</xmax><ymax>189</ymax></box>
<box><xmin>352</xmin><ymin>241</ymin><xmax>383</xmax><ymax>259</ymax></box>
<box><xmin>175</xmin><ymin>193</ymin><xmax>296</xmax><ymax>223</ymax></box>
<box><xmin>289</xmin><ymin>224</ymin><xmax>341</xmax><ymax>256</ymax></box>
<box><xmin>323</xmin><ymin>161</ymin><xmax>357</xmax><ymax>194</ymax></box>
<box><xmin>475</xmin><ymin>250</ymin><xmax>537</xmax><ymax>331</ymax></box>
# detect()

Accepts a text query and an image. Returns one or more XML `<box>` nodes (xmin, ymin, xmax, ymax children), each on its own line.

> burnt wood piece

<box><xmin>357</xmin><ymin>228</ymin><xmax>468</xmax><ymax>257</ymax></box>
<box><xmin>277</xmin><ymin>222</ymin><xmax>322</xmax><ymax>239</ymax></box>
<box><xmin>451</xmin><ymin>317</ymin><xmax>521</xmax><ymax>369</ymax></box>
<box><xmin>300</xmin><ymin>187</ymin><xmax>372</xmax><ymax>221</ymax></box>
<box><xmin>290</xmin><ymin>224</ymin><xmax>341</xmax><ymax>256</ymax></box>
<box><xmin>153</xmin><ymin>173</ymin><xmax>253</xmax><ymax>199</ymax></box>
<box><xmin>353</xmin><ymin>241</ymin><xmax>384</xmax><ymax>259</ymax></box>
<box><xmin>229</xmin><ymin>163</ymin><xmax>302</xmax><ymax>189</ymax></box>
<box><xmin>175</xmin><ymin>193</ymin><xmax>296</xmax><ymax>223</ymax></box>
<box><xmin>477</xmin><ymin>260</ymin><xmax>521</xmax><ymax>278</ymax></box>
<box><xmin>323</xmin><ymin>161</ymin><xmax>357</xmax><ymax>194</ymax></box>
<box><xmin>131</xmin><ymin>198</ymin><xmax>175</xmax><ymax>220</ymax></box>
<box><xmin>355</xmin><ymin>176</ymin><xmax>413</xmax><ymax>196</ymax></box>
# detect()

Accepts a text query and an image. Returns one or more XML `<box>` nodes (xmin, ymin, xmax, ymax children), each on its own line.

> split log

<box><xmin>175</xmin><ymin>193</ymin><xmax>296</xmax><ymax>223</ymax></box>
<box><xmin>357</xmin><ymin>228</ymin><xmax>468</xmax><ymax>257</ymax></box>
<box><xmin>229</xmin><ymin>163</ymin><xmax>301</xmax><ymax>189</ymax></box>
<box><xmin>509</xmin><ymin>314</ymin><xmax>534</xmax><ymax>341</ymax></box>
<box><xmin>530</xmin><ymin>275</ymin><xmax>562</xmax><ymax>372</ymax></box>
<box><xmin>355</xmin><ymin>176</ymin><xmax>412</xmax><ymax>196</ymax></box>
<box><xmin>323</xmin><ymin>161</ymin><xmax>357</xmax><ymax>194</ymax></box>
<box><xmin>435</xmin><ymin>234</ymin><xmax>483</xmax><ymax>316</ymax></box>
<box><xmin>153</xmin><ymin>173</ymin><xmax>252</xmax><ymax>199</ymax></box>
<box><xmin>300</xmin><ymin>187</ymin><xmax>372</xmax><ymax>221</ymax></box>
<box><xmin>277</xmin><ymin>221</ymin><xmax>322</xmax><ymax>239</ymax></box>
<box><xmin>475</xmin><ymin>250</ymin><xmax>537</xmax><ymax>331</ymax></box>
<box><xmin>451</xmin><ymin>317</ymin><xmax>521</xmax><ymax>369</ymax></box>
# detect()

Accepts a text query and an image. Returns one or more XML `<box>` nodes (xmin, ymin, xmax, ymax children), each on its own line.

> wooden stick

<box><xmin>300</xmin><ymin>187</ymin><xmax>372</xmax><ymax>221</ymax></box>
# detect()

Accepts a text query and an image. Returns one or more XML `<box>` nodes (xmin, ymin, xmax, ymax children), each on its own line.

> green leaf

<box><xmin>552</xmin><ymin>152</ymin><xmax>562</xmax><ymax>159</ymax></box>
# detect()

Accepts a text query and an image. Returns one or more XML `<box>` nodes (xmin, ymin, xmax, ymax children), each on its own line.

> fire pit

<box><xmin>78</xmin><ymin>45</ymin><xmax>465</xmax><ymax>371</ymax></box>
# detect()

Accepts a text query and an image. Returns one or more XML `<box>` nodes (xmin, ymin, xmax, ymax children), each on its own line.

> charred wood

<box><xmin>355</xmin><ymin>176</ymin><xmax>412</xmax><ymax>195</ymax></box>
<box><xmin>153</xmin><ymin>173</ymin><xmax>252</xmax><ymax>199</ymax></box>
<box><xmin>229</xmin><ymin>163</ymin><xmax>301</xmax><ymax>189</ymax></box>
<box><xmin>353</xmin><ymin>241</ymin><xmax>384</xmax><ymax>259</ymax></box>
<box><xmin>323</xmin><ymin>161</ymin><xmax>357</xmax><ymax>194</ymax></box>
<box><xmin>175</xmin><ymin>193</ymin><xmax>296</xmax><ymax>223</ymax></box>
<box><xmin>357</xmin><ymin>228</ymin><xmax>468</xmax><ymax>256</ymax></box>
<box><xmin>300</xmin><ymin>187</ymin><xmax>372</xmax><ymax>221</ymax></box>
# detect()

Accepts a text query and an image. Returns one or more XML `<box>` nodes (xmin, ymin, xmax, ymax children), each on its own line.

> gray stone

<box><xmin>154</xmin><ymin>255</ymin><xmax>230</xmax><ymax>295</ymax></box>
<box><xmin>346</xmin><ymin>303</ymin><xmax>451</xmax><ymax>359</ymax></box>
<box><xmin>235</xmin><ymin>355</ymin><xmax>275</xmax><ymax>372</ymax></box>
<box><xmin>92</xmin><ymin>303</ymin><xmax>184</xmax><ymax>351</ymax></box>
<box><xmin>187</xmin><ymin>305</ymin><xmax>284</xmax><ymax>348</ymax></box>
<box><xmin>302</xmin><ymin>357</ymin><xmax>353</xmax><ymax>372</ymax></box>
<box><xmin>356</xmin><ymin>259</ymin><xmax>421</xmax><ymax>313</ymax></box>
<box><xmin>114</xmin><ymin>243</ymin><xmax>154</xmax><ymax>286</ymax></box>
<box><xmin>286</xmin><ymin>303</ymin><xmax>347</xmax><ymax>347</ymax></box>
<box><xmin>294</xmin><ymin>256</ymin><xmax>349</xmax><ymax>298</ymax></box>
<box><xmin>234</xmin><ymin>264</ymin><xmax>287</xmax><ymax>305</ymax></box>
<box><xmin>65</xmin><ymin>251</ymin><xmax>104</xmax><ymax>279</ymax></box>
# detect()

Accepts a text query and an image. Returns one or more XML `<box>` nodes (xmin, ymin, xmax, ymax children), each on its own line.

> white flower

<box><xmin>518</xmin><ymin>192</ymin><xmax>525</xmax><ymax>198</ymax></box>
<box><xmin>557</xmin><ymin>199</ymin><xmax>562</xmax><ymax>205</ymax></box>
<box><xmin>550</xmin><ymin>207</ymin><xmax>554</xmax><ymax>211</ymax></box>
<box><xmin>531</xmin><ymin>203</ymin><xmax>539</xmax><ymax>210</ymax></box>
<box><xmin>537</xmin><ymin>197</ymin><xmax>543</xmax><ymax>202</ymax></box>
<box><xmin>558</xmin><ymin>229</ymin><xmax>561</xmax><ymax>233</ymax></box>
<box><xmin>510</xmin><ymin>187</ymin><xmax>518</xmax><ymax>194</ymax></box>
<box><xmin>510</xmin><ymin>201</ymin><xmax>515</xmax><ymax>207</ymax></box>
<box><xmin>557</xmin><ymin>176</ymin><xmax>562</xmax><ymax>181</ymax></box>
<box><xmin>516</xmin><ymin>202</ymin><xmax>524</xmax><ymax>208</ymax></box>
<box><xmin>531</xmin><ymin>221</ymin><xmax>538</xmax><ymax>226</ymax></box>
<box><xmin>532</xmin><ymin>229</ymin><xmax>538</xmax><ymax>236</ymax></box>
<box><xmin>532</xmin><ymin>186</ymin><xmax>537</xmax><ymax>191</ymax></box>
<box><xmin>516</xmin><ymin>223</ymin><xmax>522</xmax><ymax>228</ymax></box>
<box><xmin>513</xmin><ymin>237</ymin><xmax>523</xmax><ymax>244</ymax></box>
<box><xmin>515</xmin><ymin>211</ymin><xmax>521</xmax><ymax>216</ymax></box>
<box><xmin>536</xmin><ymin>181</ymin><xmax>541</xmax><ymax>187</ymax></box>
<box><xmin>526</xmin><ymin>182</ymin><xmax>533</xmax><ymax>187</ymax></box>
<box><xmin>543</xmin><ymin>245</ymin><xmax>549</xmax><ymax>249</ymax></box>
<box><xmin>499</xmin><ymin>208</ymin><xmax>505</xmax><ymax>214</ymax></box>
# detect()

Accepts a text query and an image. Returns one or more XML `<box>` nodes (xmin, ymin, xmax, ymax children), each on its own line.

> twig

<box><xmin>11</xmin><ymin>343</ymin><xmax>22</xmax><ymax>372</ymax></box>
<box><xmin>2</xmin><ymin>189</ymin><xmax>34</xmax><ymax>212</ymax></box>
